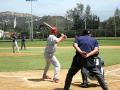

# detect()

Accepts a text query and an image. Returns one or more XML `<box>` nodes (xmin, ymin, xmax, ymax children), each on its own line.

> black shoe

<box><xmin>80</xmin><ymin>83</ymin><xmax>89</xmax><ymax>88</ymax></box>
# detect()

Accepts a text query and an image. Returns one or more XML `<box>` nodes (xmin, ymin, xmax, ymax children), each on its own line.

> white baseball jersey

<box><xmin>43</xmin><ymin>35</ymin><xmax>60</xmax><ymax>80</ymax></box>
<box><xmin>45</xmin><ymin>35</ymin><xmax>58</xmax><ymax>53</ymax></box>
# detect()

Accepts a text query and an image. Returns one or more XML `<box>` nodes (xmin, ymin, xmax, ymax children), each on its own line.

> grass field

<box><xmin>0</xmin><ymin>37</ymin><xmax>120</xmax><ymax>47</ymax></box>
<box><xmin>0</xmin><ymin>37</ymin><xmax>120</xmax><ymax>72</ymax></box>
<box><xmin>0</xmin><ymin>47</ymin><xmax>120</xmax><ymax>72</ymax></box>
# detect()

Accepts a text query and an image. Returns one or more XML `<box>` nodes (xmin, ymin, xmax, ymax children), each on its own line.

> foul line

<box><xmin>74</xmin><ymin>68</ymin><xmax>120</xmax><ymax>80</ymax></box>
<box><xmin>0</xmin><ymin>68</ymin><xmax>119</xmax><ymax>78</ymax></box>
<box><xmin>105</xmin><ymin>68</ymin><xmax>120</xmax><ymax>74</ymax></box>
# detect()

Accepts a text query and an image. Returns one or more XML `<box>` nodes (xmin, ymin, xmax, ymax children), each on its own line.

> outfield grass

<box><xmin>0</xmin><ymin>47</ymin><xmax>120</xmax><ymax>72</ymax></box>
<box><xmin>0</xmin><ymin>37</ymin><xmax>120</xmax><ymax>47</ymax></box>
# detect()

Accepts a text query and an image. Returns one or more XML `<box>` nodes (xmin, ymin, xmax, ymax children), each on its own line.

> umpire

<box><xmin>64</xmin><ymin>30</ymin><xmax>108</xmax><ymax>90</ymax></box>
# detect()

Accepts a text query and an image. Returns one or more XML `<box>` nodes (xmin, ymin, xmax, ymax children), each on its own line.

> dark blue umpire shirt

<box><xmin>75</xmin><ymin>35</ymin><xmax>99</xmax><ymax>67</ymax></box>
<box><xmin>75</xmin><ymin>35</ymin><xmax>99</xmax><ymax>54</ymax></box>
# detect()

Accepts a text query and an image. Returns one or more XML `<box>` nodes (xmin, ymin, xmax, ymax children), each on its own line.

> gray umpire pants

<box><xmin>64</xmin><ymin>55</ymin><xmax>108</xmax><ymax>90</ymax></box>
<box><xmin>43</xmin><ymin>52</ymin><xmax>60</xmax><ymax>79</ymax></box>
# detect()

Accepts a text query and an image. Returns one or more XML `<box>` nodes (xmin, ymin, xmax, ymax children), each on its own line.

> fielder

<box><xmin>42</xmin><ymin>22</ymin><xmax>67</xmax><ymax>83</ymax></box>
<box><xmin>11</xmin><ymin>32</ymin><xmax>19</xmax><ymax>53</ymax></box>
<box><xmin>21</xmin><ymin>34</ymin><xmax>26</xmax><ymax>50</ymax></box>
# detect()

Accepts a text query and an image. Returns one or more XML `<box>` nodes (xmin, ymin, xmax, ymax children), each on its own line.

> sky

<box><xmin>0</xmin><ymin>0</ymin><xmax>120</xmax><ymax>21</ymax></box>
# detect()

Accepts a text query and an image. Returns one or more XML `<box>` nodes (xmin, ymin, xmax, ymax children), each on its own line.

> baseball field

<box><xmin>0</xmin><ymin>38</ymin><xmax>120</xmax><ymax>90</ymax></box>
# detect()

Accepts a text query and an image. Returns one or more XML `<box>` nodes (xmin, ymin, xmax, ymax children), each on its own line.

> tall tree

<box><xmin>66</xmin><ymin>3</ymin><xmax>99</xmax><ymax>32</ymax></box>
<box><xmin>66</xmin><ymin>3</ymin><xmax>85</xmax><ymax>32</ymax></box>
<box><xmin>114</xmin><ymin>8</ymin><xmax>120</xmax><ymax>37</ymax></box>
<box><xmin>114</xmin><ymin>8</ymin><xmax>120</xmax><ymax>16</ymax></box>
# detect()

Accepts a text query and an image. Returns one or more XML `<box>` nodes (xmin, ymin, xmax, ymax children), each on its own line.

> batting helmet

<box><xmin>51</xmin><ymin>26</ymin><xmax>58</xmax><ymax>34</ymax></box>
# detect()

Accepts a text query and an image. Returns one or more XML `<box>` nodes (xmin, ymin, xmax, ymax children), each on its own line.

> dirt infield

<box><xmin>0</xmin><ymin>52</ymin><xmax>33</xmax><ymax>56</ymax></box>
<box><xmin>0</xmin><ymin>64</ymin><xmax>119</xmax><ymax>90</ymax></box>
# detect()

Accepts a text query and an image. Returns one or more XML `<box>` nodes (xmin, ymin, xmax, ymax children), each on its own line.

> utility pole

<box><xmin>2</xmin><ymin>19</ymin><xmax>9</xmax><ymax>40</ymax></box>
<box><xmin>26</xmin><ymin>0</ymin><xmax>38</xmax><ymax>41</ymax></box>
<box><xmin>114</xmin><ymin>15</ymin><xmax>117</xmax><ymax>37</ymax></box>
<box><xmin>84</xmin><ymin>14</ymin><xmax>87</xmax><ymax>30</ymax></box>
<box><xmin>30</xmin><ymin>0</ymin><xmax>33</xmax><ymax>41</ymax></box>
<box><xmin>55</xmin><ymin>16</ymin><xmax>58</xmax><ymax>27</ymax></box>
<box><xmin>85</xmin><ymin>17</ymin><xmax>87</xmax><ymax>30</ymax></box>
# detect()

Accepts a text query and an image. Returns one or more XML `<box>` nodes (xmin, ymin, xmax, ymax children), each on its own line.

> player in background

<box><xmin>21</xmin><ymin>34</ymin><xmax>26</xmax><ymax>50</ymax></box>
<box><xmin>11</xmin><ymin>32</ymin><xmax>19</xmax><ymax>53</ymax></box>
<box><xmin>42</xmin><ymin>22</ymin><xmax>67</xmax><ymax>83</ymax></box>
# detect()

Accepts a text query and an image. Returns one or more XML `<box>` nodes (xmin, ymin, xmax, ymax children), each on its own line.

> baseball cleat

<box><xmin>53</xmin><ymin>78</ymin><xmax>59</xmax><ymax>83</ymax></box>
<box><xmin>80</xmin><ymin>83</ymin><xmax>89</xmax><ymax>88</ymax></box>
<box><xmin>42</xmin><ymin>75</ymin><xmax>51</xmax><ymax>79</ymax></box>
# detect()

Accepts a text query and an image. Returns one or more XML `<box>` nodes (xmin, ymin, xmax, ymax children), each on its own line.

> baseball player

<box><xmin>81</xmin><ymin>56</ymin><xmax>105</xmax><ymax>87</ymax></box>
<box><xmin>11</xmin><ymin>32</ymin><xmax>19</xmax><ymax>53</ymax></box>
<box><xmin>64</xmin><ymin>30</ymin><xmax>108</xmax><ymax>90</ymax></box>
<box><xmin>21</xmin><ymin>34</ymin><xmax>26</xmax><ymax>50</ymax></box>
<box><xmin>42</xmin><ymin>22</ymin><xmax>67</xmax><ymax>83</ymax></box>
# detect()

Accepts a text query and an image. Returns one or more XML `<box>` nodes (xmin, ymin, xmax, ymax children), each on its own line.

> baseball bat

<box><xmin>43</xmin><ymin>22</ymin><xmax>67</xmax><ymax>39</ymax></box>
<box><xmin>43</xmin><ymin>22</ymin><xmax>53</xmax><ymax>29</ymax></box>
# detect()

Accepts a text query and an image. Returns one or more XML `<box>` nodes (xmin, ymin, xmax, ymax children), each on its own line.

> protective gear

<box><xmin>51</xmin><ymin>26</ymin><xmax>58</xmax><ymax>34</ymax></box>
<box><xmin>82</xmin><ymin>67</ymin><xmax>104</xmax><ymax>80</ymax></box>
<box><xmin>82</xmin><ymin>57</ymin><xmax>104</xmax><ymax>80</ymax></box>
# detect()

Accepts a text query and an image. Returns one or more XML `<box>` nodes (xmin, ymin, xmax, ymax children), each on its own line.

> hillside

<box><xmin>0</xmin><ymin>11</ymin><xmax>72</xmax><ymax>33</ymax></box>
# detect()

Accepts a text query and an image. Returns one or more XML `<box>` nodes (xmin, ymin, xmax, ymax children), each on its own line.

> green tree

<box><xmin>66</xmin><ymin>3</ymin><xmax>84</xmax><ymax>33</ymax></box>
<box><xmin>114</xmin><ymin>8</ymin><xmax>120</xmax><ymax>37</ymax></box>
<box><xmin>66</xmin><ymin>3</ymin><xmax>100</xmax><ymax>37</ymax></box>
<box><xmin>100</xmin><ymin>8</ymin><xmax>120</xmax><ymax>37</ymax></box>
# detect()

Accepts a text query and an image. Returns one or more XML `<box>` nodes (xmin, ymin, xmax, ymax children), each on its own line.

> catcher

<box><xmin>80</xmin><ymin>56</ymin><xmax>105</xmax><ymax>87</ymax></box>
